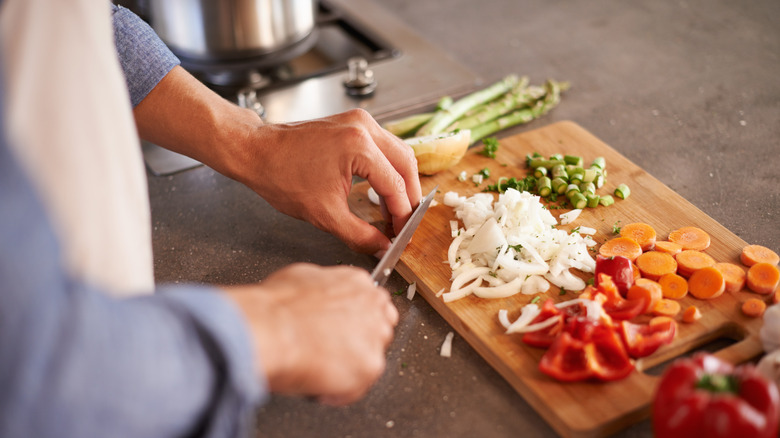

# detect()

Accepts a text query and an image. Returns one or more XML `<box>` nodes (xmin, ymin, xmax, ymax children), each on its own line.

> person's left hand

<box><xmin>228</xmin><ymin>108</ymin><xmax>422</xmax><ymax>256</ymax></box>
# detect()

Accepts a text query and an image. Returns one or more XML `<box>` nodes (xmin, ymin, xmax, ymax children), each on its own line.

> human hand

<box><xmin>222</xmin><ymin>263</ymin><xmax>398</xmax><ymax>405</ymax></box>
<box><xmin>229</xmin><ymin>109</ymin><xmax>422</xmax><ymax>256</ymax></box>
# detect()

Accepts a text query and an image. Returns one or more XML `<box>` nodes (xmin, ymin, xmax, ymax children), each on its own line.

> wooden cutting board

<box><xmin>348</xmin><ymin>121</ymin><xmax>764</xmax><ymax>438</ymax></box>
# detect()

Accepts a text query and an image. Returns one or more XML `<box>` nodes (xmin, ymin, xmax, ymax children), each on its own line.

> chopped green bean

<box><xmin>564</xmin><ymin>155</ymin><xmax>583</xmax><ymax>167</ymax></box>
<box><xmin>551</xmin><ymin>177</ymin><xmax>568</xmax><ymax>194</ymax></box>
<box><xmin>599</xmin><ymin>195</ymin><xmax>615</xmax><ymax>206</ymax></box>
<box><xmin>537</xmin><ymin>176</ymin><xmax>552</xmax><ymax>197</ymax></box>
<box><xmin>615</xmin><ymin>183</ymin><xmax>631</xmax><ymax>199</ymax></box>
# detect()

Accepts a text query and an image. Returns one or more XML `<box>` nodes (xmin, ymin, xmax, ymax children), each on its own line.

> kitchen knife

<box><xmin>371</xmin><ymin>186</ymin><xmax>437</xmax><ymax>287</ymax></box>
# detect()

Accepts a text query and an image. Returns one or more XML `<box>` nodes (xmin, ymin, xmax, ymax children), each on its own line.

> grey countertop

<box><xmin>146</xmin><ymin>0</ymin><xmax>780</xmax><ymax>436</ymax></box>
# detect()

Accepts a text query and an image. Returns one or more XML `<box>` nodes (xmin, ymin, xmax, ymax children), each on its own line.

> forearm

<box><xmin>0</xmin><ymin>134</ymin><xmax>263</xmax><ymax>438</ymax></box>
<box><xmin>132</xmin><ymin>66</ymin><xmax>263</xmax><ymax>179</ymax></box>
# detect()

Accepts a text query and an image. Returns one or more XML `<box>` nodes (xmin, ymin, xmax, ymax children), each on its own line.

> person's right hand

<box><xmin>222</xmin><ymin>263</ymin><xmax>398</xmax><ymax>405</ymax></box>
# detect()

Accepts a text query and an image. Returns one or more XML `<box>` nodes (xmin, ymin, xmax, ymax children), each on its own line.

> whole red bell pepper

<box><xmin>653</xmin><ymin>353</ymin><xmax>780</xmax><ymax>438</ymax></box>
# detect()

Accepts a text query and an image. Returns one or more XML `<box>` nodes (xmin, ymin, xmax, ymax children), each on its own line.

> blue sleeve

<box><xmin>0</xmin><ymin>66</ymin><xmax>264</xmax><ymax>438</ymax></box>
<box><xmin>111</xmin><ymin>5</ymin><xmax>180</xmax><ymax>107</ymax></box>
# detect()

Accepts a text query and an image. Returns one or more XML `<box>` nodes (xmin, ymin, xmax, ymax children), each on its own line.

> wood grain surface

<box><xmin>348</xmin><ymin>121</ymin><xmax>764</xmax><ymax>438</ymax></box>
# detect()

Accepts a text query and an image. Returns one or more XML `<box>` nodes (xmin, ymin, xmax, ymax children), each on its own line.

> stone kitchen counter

<box><xmin>146</xmin><ymin>0</ymin><xmax>780</xmax><ymax>436</ymax></box>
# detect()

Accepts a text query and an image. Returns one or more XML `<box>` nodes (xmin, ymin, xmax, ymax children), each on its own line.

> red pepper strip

<box><xmin>594</xmin><ymin>274</ymin><xmax>646</xmax><ymax>321</ymax></box>
<box><xmin>619</xmin><ymin>318</ymin><xmax>676</xmax><ymax>358</ymax></box>
<box><xmin>539</xmin><ymin>317</ymin><xmax>634</xmax><ymax>382</ymax></box>
<box><xmin>595</xmin><ymin>255</ymin><xmax>634</xmax><ymax>295</ymax></box>
<box><xmin>522</xmin><ymin>299</ymin><xmax>564</xmax><ymax>348</ymax></box>
<box><xmin>653</xmin><ymin>353</ymin><xmax>780</xmax><ymax>438</ymax></box>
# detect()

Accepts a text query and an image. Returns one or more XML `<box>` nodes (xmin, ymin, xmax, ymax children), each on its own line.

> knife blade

<box><xmin>371</xmin><ymin>186</ymin><xmax>437</xmax><ymax>287</ymax></box>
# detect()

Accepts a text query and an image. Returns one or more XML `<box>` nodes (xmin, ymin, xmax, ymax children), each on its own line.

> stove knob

<box><xmin>237</xmin><ymin>88</ymin><xmax>266</xmax><ymax>119</ymax></box>
<box><xmin>343</xmin><ymin>57</ymin><xmax>377</xmax><ymax>97</ymax></box>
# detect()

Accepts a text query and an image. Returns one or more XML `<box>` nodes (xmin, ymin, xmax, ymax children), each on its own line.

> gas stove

<box><xmin>142</xmin><ymin>0</ymin><xmax>478</xmax><ymax>176</ymax></box>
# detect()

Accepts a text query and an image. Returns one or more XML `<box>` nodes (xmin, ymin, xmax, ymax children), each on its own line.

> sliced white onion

<box><xmin>521</xmin><ymin>275</ymin><xmax>550</xmax><ymax>295</ymax></box>
<box><xmin>474</xmin><ymin>276</ymin><xmax>524</xmax><ymax>299</ymax></box>
<box><xmin>440</xmin><ymin>331</ymin><xmax>455</xmax><ymax>357</ymax></box>
<box><xmin>367</xmin><ymin>187</ymin><xmax>380</xmax><ymax>205</ymax></box>
<box><xmin>450</xmin><ymin>220</ymin><xmax>459</xmax><ymax>238</ymax></box>
<box><xmin>578</xmin><ymin>226</ymin><xmax>597</xmax><ymax>235</ymax></box>
<box><xmin>559</xmin><ymin>209</ymin><xmax>582</xmax><ymax>225</ymax></box>
<box><xmin>498</xmin><ymin>304</ymin><xmax>542</xmax><ymax>333</ymax></box>
<box><xmin>406</xmin><ymin>282</ymin><xmax>417</xmax><ymax>300</ymax></box>
<box><xmin>506</xmin><ymin>314</ymin><xmax>559</xmax><ymax>334</ymax></box>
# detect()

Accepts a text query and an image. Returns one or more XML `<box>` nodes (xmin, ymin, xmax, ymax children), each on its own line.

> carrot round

<box><xmin>740</xmin><ymin>244</ymin><xmax>780</xmax><ymax>267</ymax></box>
<box><xmin>632</xmin><ymin>263</ymin><xmax>641</xmax><ymax>282</ymax></box>
<box><xmin>652</xmin><ymin>298</ymin><xmax>681</xmax><ymax>317</ymax></box>
<box><xmin>650</xmin><ymin>315</ymin><xmax>675</xmax><ymax>326</ymax></box>
<box><xmin>688</xmin><ymin>266</ymin><xmax>726</xmax><ymax>300</ymax></box>
<box><xmin>658</xmin><ymin>272</ymin><xmax>688</xmax><ymax>300</ymax></box>
<box><xmin>636</xmin><ymin>251</ymin><xmax>678</xmax><ymax>281</ymax></box>
<box><xmin>668</xmin><ymin>226</ymin><xmax>711</xmax><ymax>251</ymax></box>
<box><xmin>682</xmin><ymin>305</ymin><xmax>702</xmax><ymax>323</ymax></box>
<box><xmin>626</xmin><ymin>278</ymin><xmax>663</xmax><ymax>313</ymax></box>
<box><xmin>599</xmin><ymin>237</ymin><xmax>643</xmax><ymax>262</ymax></box>
<box><xmin>676</xmin><ymin>250</ymin><xmax>716</xmax><ymax>278</ymax></box>
<box><xmin>713</xmin><ymin>262</ymin><xmax>746</xmax><ymax>294</ymax></box>
<box><xmin>655</xmin><ymin>241</ymin><xmax>683</xmax><ymax>256</ymax></box>
<box><xmin>620</xmin><ymin>222</ymin><xmax>657</xmax><ymax>252</ymax></box>
<box><xmin>741</xmin><ymin>298</ymin><xmax>767</xmax><ymax>318</ymax></box>
<box><xmin>746</xmin><ymin>262</ymin><xmax>780</xmax><ymax>295</ymax></box>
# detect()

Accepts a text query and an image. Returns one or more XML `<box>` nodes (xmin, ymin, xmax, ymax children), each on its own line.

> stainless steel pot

<box><xmin>148</xmin><ymin>0</ymin><xmax>317</xmax><ymax>63</ymax></box>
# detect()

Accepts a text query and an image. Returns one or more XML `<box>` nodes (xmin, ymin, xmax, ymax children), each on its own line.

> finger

<box><xmin>354</xmin><ymin>151</ymin><xmax>415</xmax><ymax>236</ymax></box>
<box><xmin>319</xmin><ymin>200</ymin><xmax>392</xmax><ymax>255</ymax></box>
<box><xmin>367</xmin><ymin>122</ymin><xmax>423</xmax><ymax>206</ymax></box>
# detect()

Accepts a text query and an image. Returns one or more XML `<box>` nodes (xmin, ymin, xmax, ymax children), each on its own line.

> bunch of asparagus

<box><xmin>383</xmin><ymin>74</ymin><xmax>570</xmax><ymax>144</ymax></box>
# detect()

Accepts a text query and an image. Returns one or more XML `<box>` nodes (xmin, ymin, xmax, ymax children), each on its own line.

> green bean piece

<box><xmin>579</xmin><ymin>182</ymin><xmax>596</xmax><ymax>195</ymax></box>
<box><xmin>599</xmin><ymin>195</ymin><xmax>615</xmax><ymax>206</ymax></box>
<box><xmin>537</xmin><ymin>176</ymin><xmax>552</xmax><ymax>197</ymax></box>
<box><xmin>591</xmin><ymin>157</ymin><xmax>606</xmax><ymax>170</ymax></box>
<box><xmin>551</xmin><ymin>177</ymin><xmax>568</xmax><ymax>194</ymax></box>
<box><xmin>564</xmin><ymin>155</ymin><xmax>583</xmax><ymax>167</ymax></box>
<box><xmin>569</xmin><ymin>192</ymin><xmax>588</xmax><ymax>209</ymax></box>
<box><xmin>615</xmin><ymin>183</ymin><xmax>631</xmax><ymax>199</ymax></box>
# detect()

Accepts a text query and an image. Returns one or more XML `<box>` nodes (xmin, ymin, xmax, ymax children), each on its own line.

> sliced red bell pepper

<box><xmin>539</xmin><ymin>317</ymin><xmax>634</xmax><ymax>382</ymax></box>
<box><xmin>594</xmin><ymin>274</ymin><xmax>646</xmax><ymax>321</ymax></box>
<box><xmin>522</xmin><ymin>299</ymin><xmax>564</xmax><ymax>348</ymax></box>
<box><xmin>595</xmin><ymin>255</ymin><xmax>634</xmax><ymax>295</ymax></box>
<box><xmin>653</xmin><ymin>353</ymin><xmax>780</xmax><ymax>438</ymax></box>
<box><xmin>619</xmin><ymin>318</ymin><xmax>676</xmax><ymax>358</ymax></box>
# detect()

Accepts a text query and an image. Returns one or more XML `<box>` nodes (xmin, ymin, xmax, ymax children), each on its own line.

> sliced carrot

<box><xmin>620</xmin><ymin>222</ymin><xmax>657</xmax><ymax>252</ymax></box>
<box><xmin>682</xmin><ymin>305</ymin><xmax>702</xmax><ymax>323</ymax></box>
<box><xmin>649</xmin><ymin>316</ymin><xmax>676</xmax><ymax>329</ymax></box>
<box><xmin>636</xmin><ymin>251</ymin><xmax>678</xmax><ymax>281</ymax></box>
<box><xmin>632</xmin><ymin>263</ymin><xmax>642</xmax><ymax>282</ymax></box>
<box><xmin>668</xmin><ymin>226</ymin><xmax>711</xmax><ymax>251</ymax></box>
<box><xmin>688</xmin><ymin>266</ymin><xmax>726</xmax><ymax>299</ymax></box>
<box><xmin>676</xmin><ymin>250</ymin><xmax>716</xmax><ymax>278</ymax></box>
<box><xmin>713</xmin><ymin>262</ymin><xmax>746</xmax><ymax>294</ymax></box>
<box><xmin>741</xmin><ymin>298</ymin><xmax>767</xmax><ymax>318</ymax></box>
<box><xmin>654</xmin><ymin>241</ymin><xmax>683</xmax><ymax>256</ymax></box>
<box><xmin>599</xmin><ymin>237</ymin><xmax>643</xmax><ymax>262</ymax></box>
<box><xmin>741</xmin><ymin>244</ymin><xmax>780</xmax><ymax>267</ymax></box>
<box><xmin>626</xmin><ymin>278</ymin><xmax>663</xmax><ymax>313</ymax></box>
<box><xmin>652</xmin><ymin>298</ymin><xmax>681</xmax><ymax>317</ymax></box>
<box><xmin>746</xmin><ymin>262</ymin><xmax>780</xmax><ymax>295</ymax></box>
<box><xmin>658</xmin><ymin>272</ymin><xmax>688</xmax><ymax>299</ymax></box>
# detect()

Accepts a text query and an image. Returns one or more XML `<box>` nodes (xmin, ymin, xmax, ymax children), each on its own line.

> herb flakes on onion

<box><xmin>442</xmin><ymin>188</ymin><xmax>595</xmax><ymax>302</ymax></box>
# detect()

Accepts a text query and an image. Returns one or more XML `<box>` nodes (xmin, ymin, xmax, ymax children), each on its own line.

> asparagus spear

<box><xmin>469</xmin><ymin>79</ymin><xmax>568</xmax><ymax>144</ymax></box>
<box><xmin>446</xmin><ymin>83</ymin><xmax>547</xmax><ymax>132</ymax></box>
<box><xmin>383</xmin><ymin>112</ymin><xmax>435</xmax><ymax>137</ymax></box>
<box><xmin>415</xmin><ymin>75</ymin><xmax>520</xmax><ymax>136</ymax></box>
<box><xmin>382</xmin><ymin>95</ymin><xmax>454</xmax><ymax>137</ymax></box>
